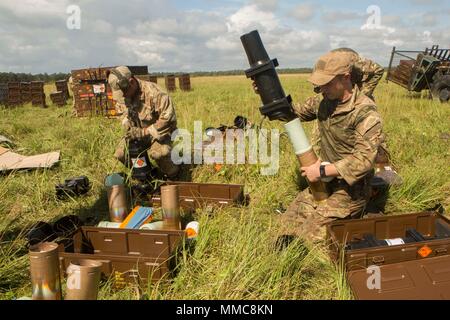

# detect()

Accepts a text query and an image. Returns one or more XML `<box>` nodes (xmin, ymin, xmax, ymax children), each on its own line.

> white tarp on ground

<box><xmin>0</xmin><ymin>146</ymin><xmax>60</xmax><ymax>171</ymax></box>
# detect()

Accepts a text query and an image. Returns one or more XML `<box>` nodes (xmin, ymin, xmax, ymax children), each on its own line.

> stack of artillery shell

<box><xmin>178</xmin><ymin>73</ymin><xmax>191</xmax><ymax>91</ymax></box>
<box><xmin>7</xmin><ymin>82</ymin><xmax>21</xmax><ymax>106</ymax></box>
<box><xmin>0</xmin><ymin>83</ymin><xmax>7</xmax><ymax>105</ymax></box>
<box><xmin>50</xmin><ymin>91</ymin><xmax>66</xmax><ymax>107</ymax></box>
<box><xmin>20</xmin><ymin>82</ymin><xmax>32</xmax><ymax>104</ymax></box>
<box><xmin>31</xmin><ymin>81</ymin><xmax>46</xmax><ymax>107</ymax></box>
<box><xmin>165</xmin><ymin>74</ymin><xmax>176</xmax><ymax>92</ymax></box>
<box><xmin>55</xmin><ymin>80</ymin><xmax>69</xmax><ymax>99</ymax></box>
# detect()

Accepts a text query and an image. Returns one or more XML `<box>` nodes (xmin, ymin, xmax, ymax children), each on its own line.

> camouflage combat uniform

<box><xmin>280</xmin><ymin>86</ymin><xmax>384</xmax><ymax>241</ymax></box>
<box><xmin>115</xmin><ymin>79</ymin><xmax>179</xmax><ymax>177</ymax></box>
<box><xmin>311</xmin><ymin>48</ymin><xmax>386</xmax><ymax>157</ymax></box>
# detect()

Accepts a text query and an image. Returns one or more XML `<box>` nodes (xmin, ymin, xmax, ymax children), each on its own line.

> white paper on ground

<box><xmin>0</xmin><ymin>146</ymin><xmax>60</xmax><ymax>171</ymax></box>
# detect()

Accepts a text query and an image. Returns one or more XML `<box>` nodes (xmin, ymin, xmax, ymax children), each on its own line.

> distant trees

<box><xmin>0</xmin><ymin>68</ymin><xmax>312</xmax><ymax>83</ymax></box>
<box><xmin>0</xmin><ymin>72</ymin><xmax>70</xmax><ymax>83</ymax></box>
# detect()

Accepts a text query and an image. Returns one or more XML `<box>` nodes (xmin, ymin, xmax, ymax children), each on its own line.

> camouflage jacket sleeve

<box><xmin>293</xmin><ymin>95</ymin><xmax>320</xmax><ymax>121</ymax></box>
<box><xmin>359</xmin><ymin>58</ymin><xmax>385</xmax><ymax>98</ymax></box>
<box><xmin>334</xmin><ymin>105</ymin><xmax>383</xmax><ymax>185</ymax></box>
<box><xmin>154</xmin><ymin>91</ymin><xmax>177</xmax><ymax>134</ymax></box>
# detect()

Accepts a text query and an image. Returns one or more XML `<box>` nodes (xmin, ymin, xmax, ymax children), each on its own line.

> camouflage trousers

<box><xmin>115</xmin><ymin>137</ymin><xmax>179</xmax><ymax>178</ymax></box>
<box><xmin>278</xmin><ymin>179</ymin><xmax>371</xmax><ymax>242</ymax></box>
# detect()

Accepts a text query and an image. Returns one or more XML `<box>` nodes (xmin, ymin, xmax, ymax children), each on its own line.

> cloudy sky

<box><xmin>0</xmin><ymin>0</ymin><xmax>449</xmax><ymax>73</ymax></box>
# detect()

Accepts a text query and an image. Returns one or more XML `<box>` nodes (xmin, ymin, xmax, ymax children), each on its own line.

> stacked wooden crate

<box><xmin>149</xmin><ymin>75</ymin><xmax>158</xmax><ymax>84</ymax></box>
<box><xmin>71</xmin><ymin>67</ymin><xmax>114</xmax><ymax>117</ymax></box>
<box><xmin>50</xmin><ymin>91</ymin><xmax>66</xmax><ymax>106</ymax></box>
<box><xmin>55</xmin><ymin>80</ymin><xmax>70</xmax><ymax>99</ymax></box>
<box><xmin>7</xmin><ymin>82</ymin><xmax>21</xmax><ymax>106</ymax></box>
<box><xmin>387</xmin><ymin>59</ymin><xmax>415</xmax><ymax>89</ymax></box>
<box><xmin>20</xmin><ymin>82</ymin><xmax>32</xmax><ymax>104</ymax></box>
<box><xmin>178</xmin><ymin>73</ymin><xmax>191</xmax><ymax>91</ymax></box>
<box><xmin>165</xmin><ymin>74</ymin><xmax>176</xmax><ymax>92</ymax></box>
<box><xmin>0</xmin><ymin>83</ymin><xmax>8</xmax><ymax>105</ymax></box>
<box><xmin>31</xmin><ymin>81</ymin><xmax>46</xmax><ymax>107</ymax></box>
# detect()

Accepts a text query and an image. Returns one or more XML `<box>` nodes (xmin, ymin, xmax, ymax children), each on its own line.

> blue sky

<box><xmin>0</xmin><ymin>0</ymin><xmax>448</xmax><ymax>73</ymax></box>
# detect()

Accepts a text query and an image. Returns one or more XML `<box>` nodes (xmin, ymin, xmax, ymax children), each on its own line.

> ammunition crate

<box><xmin>71</xmin><ymin>66</ymin><xmax>148</xmax><ymax>117</ymax></box>
<box><xmin>149</xmin><ymin>75</ymin><xmax>158</xmax><ymax>84</ymax></box>
<box><xmin>151</xmin><ymin>181</ymin><xmax>246</xmax><ymax>210</ymax></box>
<box><xmin>50</xmin><ymin>91</ymin><xmax>66</xmax><ymax>106</ymax></box>
<box><xmin>0</xmin><ymin>83</ymin><xmax>7</xmax><ymax>104</ymax></box>
<box><xmin>178</xmin><ymin>73</ymin><xmax>191</xmax><ymax>91</ymax></box>
<box><xmin>327</xmin><ymin>211</ymin><xmax>450</xmax><ymax>270</ymax></box>
<box><xmin>55</xmin><ymin>80</ymin><xmax>69</xmax><ymax>99</ymax></box>
<box><xmin>165</xmin><ymin>75</ymin><xmax>176</xmax><ymax>92</ymax></box>
<box><xmin>58</xmin><ymin>226</ymin><xmax>185</xmax><ymax>285</ymax></box>
<box><xmin>327</xmin><ymin>211</ymin><xmax>450</xmax><ymax>299</ymax></box>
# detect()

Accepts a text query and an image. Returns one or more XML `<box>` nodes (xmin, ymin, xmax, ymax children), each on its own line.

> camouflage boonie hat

<box><xmin>108</xmin><ymin>66</ymin><xmax>132</xmax><ymax>104</ymax></box>
<box><xmin>308</xmin><ymin>51</ymin><xmax>353</xmax><ymax>86</ymax></box>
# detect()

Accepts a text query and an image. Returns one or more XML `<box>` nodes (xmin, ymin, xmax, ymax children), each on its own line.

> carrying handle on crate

<box><xmin>371</xmin><ymin>256</ymin><xmax>385</xmax><ymax>265</ymax></box>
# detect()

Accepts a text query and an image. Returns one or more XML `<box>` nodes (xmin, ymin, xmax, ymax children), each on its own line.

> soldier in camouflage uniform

<box><xmin>279</xmin><ymin>51</ymin><xmax>384</xmax><ymax>242</ymax></box>
<box><xmin>311</xmin><ymin>48</ymin><xmax>385</xmax><ymax>152</ymax></box>
<box><xmin>107</xmin><ymin>66</ymin><xmax>179</xmax><ymax>178</ymax></box>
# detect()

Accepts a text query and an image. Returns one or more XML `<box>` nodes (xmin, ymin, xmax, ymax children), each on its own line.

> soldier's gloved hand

<box><xmin>146</xmin><ymin>125</ymin><xmax>162</xmax><ymax>141</ymax></box>
<box><xmin>127</xmin><ymin>127</ymin><xmax>147</xmax><ymax>140</ymax></box>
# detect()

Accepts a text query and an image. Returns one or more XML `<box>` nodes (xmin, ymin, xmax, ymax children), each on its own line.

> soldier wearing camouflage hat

<box><xmin>108</xmin><ymin>66</ymin><xmax>179</xmax><ymax>178</ymax></box>
<box><xmin>280</xmin><ymin>51</ymin><xmax>385</xmax><ymax>242</ymax></box>
<box><xmin>331</xmin><ymin>47</ymin><xmax>384</xmax><ymax>101</ymax></box>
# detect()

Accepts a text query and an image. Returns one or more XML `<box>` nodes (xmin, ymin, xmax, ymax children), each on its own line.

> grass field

<box><xmin>0</xmin><ymin>74</ymin><xmax>449</xmax><ymax>300</ymax></box>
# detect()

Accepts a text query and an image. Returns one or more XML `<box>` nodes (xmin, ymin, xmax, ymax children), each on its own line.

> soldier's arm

<box><xmin>292</xmin><ymin>95</ymin><xmax>320</xmax><ymax>121</ymax></box>
<box><xmin>361</xmin><ymin>60</ymin><xmax>384</xmax><ymax>97</ymax></box>
<box><xmin>153</xmin><ymin>91</ymin><xmax>177</xmax><ymax>135</ymax></box>
<box><xmin>333</xmin><ymin>106</ymin><xmax>383</xmax><ymax>185</ymax></box>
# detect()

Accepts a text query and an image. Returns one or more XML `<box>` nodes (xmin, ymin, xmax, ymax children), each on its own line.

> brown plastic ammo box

<box><xmin>58</xmin><ymin>226</ymin><xmax>185</xmax><ymax>286</ymax></box>
<box><xmin>151</xmin><ymin>181</ymin><xmax>246</xmax><ymax>210</ymax></box>
<box><xmin>326</xmin><ymin>211</ymin><xmax>450</xmax><ymax>299</ymax></box>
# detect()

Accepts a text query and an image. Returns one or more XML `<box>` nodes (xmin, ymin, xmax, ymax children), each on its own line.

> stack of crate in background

<box><xmin>165</xmin><ymin>74</ymin><xmax>176</xmax><ymax>92</ymax></box>
<box><xmin>0</xmin><ymin>83</ymin><xmax>8</xmax><ymax>105</ymax></box>
<box><xmin>31</xmin><ymin>81</ymin><xmax>46</xmax><ymax>107</ymax></box>
<box><xmin>71</xmin><ymin>66</ymin><xmax>148</xmax><ymax>117</ymax></box>
<box><xmin>55</xmin><ymin>79</ymin><xmax>70</xmax><ymax>99</ymax></box>
<box><xmin>71</xmin><ymin>67</ymin><xmax>113</xmax><ymax>117</ymax></box>
<box><xmin>20</xmin><ymin>82</ymin><xmax>32</xmax><ymax>104</ymax></box>
<box><xmin>7</xmin><ymin>82</ymin><xmax>21</xmax><ymax>106</ymax></box>
<box><xmin>149</xmin><ymin>75</ymin><xmax>158</xmax><ymax>84</ymax></box>
<box><xmin>50</xmin><ymin>91</ymin><xmax>66</xmax><ymax>106</ymax></box>
<box><xmin>178</xmin><ymin>73</ymin><xmax>191</xmax><ymax>91</ymax></box>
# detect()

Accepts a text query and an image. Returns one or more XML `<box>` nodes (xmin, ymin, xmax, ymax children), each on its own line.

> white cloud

<box><xmin>226</xmin><ymin>5</ymin><xmax>279</xmax><ymax>34</ymax></box>
<box><xmin>249</xmin><ymin>0</ymin><xmax>279</xmax><ymax>11</ymax></box>
<box><xmin>289</xmin><ymin>3</ymin><xmax>316</xmax><ymax>22</ymax></box>
<box><xmin>0</xmin><ymin>1</ymin><xmax>448</xmax><ymax>73</ymax></box>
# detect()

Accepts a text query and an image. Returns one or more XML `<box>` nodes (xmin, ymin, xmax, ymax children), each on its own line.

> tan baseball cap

<box><xmin>108</xmin><ymin>66</ymin><xmax>132</xmax><ymax>103</ymax></box>
<box><xmin>308</xmin><ymin>51</ymin><xmax>352</xmax><ymax>86</ymax></box>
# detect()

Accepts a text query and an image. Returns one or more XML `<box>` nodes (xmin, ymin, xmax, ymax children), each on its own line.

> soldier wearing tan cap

<box><xmin>279</xmin><ymin>51</ymin><xmax>385</xmax><ymax>242</ymax></box>
<box><xmin>108</xmin><ymin>66</ymin><xmax>179</xmax><ymax>178</ymax></box>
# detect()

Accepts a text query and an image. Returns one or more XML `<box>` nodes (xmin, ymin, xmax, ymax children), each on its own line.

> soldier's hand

<box><xmin>300</xmin><ymin>159</ymin><xmax>321</xmax><ymax>183</ymax></box>
<box><xmin>127</xmin><ymin>127</ymin><xmax>146</xmax><ymax>140</ymax></box>
<box><xmin>147</xmin><ymin>125</ymin><xmax>162</xmax><ymax>141</ymax></box>
<box><xmin>252</xmin><ymin>81</ymin><xmax>259</xmax><ymax>94</ymax></box>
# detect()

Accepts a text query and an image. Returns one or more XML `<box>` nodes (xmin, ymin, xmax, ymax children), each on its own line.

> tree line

<box><xmin>0</xmin><ymin>68</ymin><xmax>313</xmax><ymax>83</ymax></box>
